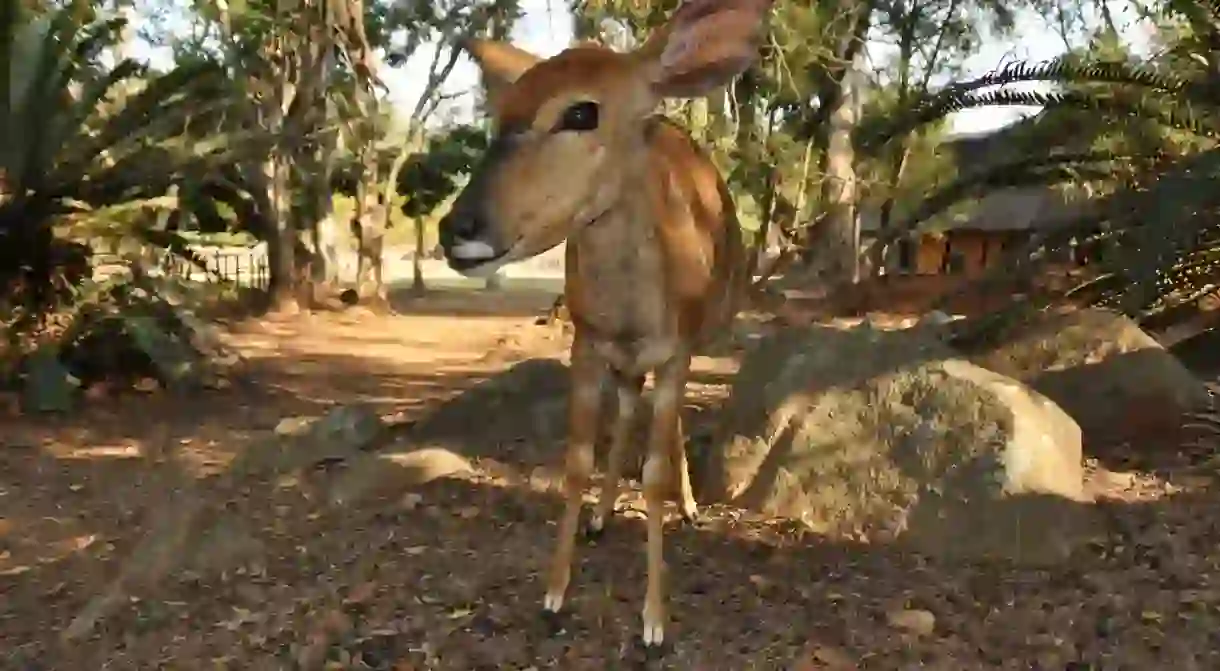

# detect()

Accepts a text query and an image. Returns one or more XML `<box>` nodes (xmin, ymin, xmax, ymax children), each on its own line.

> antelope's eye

<box><xmin>555</xmin><ymin>101</ymin><xmax>599</xmax><ymax>132</ymax></box>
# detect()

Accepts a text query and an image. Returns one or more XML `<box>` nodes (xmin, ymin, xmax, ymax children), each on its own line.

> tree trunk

<box><xmin>383</xmin><ymin>137</ymin><xmax>419</xmax><ymax>298</ymax></box>
<box><xmin>732</xmin><ymin>69</ymin><xmax>764</xmax><ymax>276</ymax></box>
<box><xmin>311</xmin><ymin>78</ymin><xmax>345</xmax><ymax>290</ymax></box>
<box><xmin>411</xmin><ymin>217</ymin><xmax>426</xmax><ymax>295</ymax></box>
<box><xmin>265</xmin><ymin>151</ymin><xmax>299</xmax><ymax>313</ymax></box>
<box><xmin>816</xmin><ymin>61</ymin><xmax>862</xmax><ymax>284</ymax></box>
<box><xmin>868</xmin><ymin>0</ymin><xmax>952</xmax><ymax>278</ymax></box>
<box><xmin>797</xmin><ymin>0</ymin><xmax>871</xmax><ymax>285</ymax></box>
<box><xmin>355</xmin><ymin>198</ymin><xmax>388</xmax><ymax>305</ymax></box>
<box><xmin>313</xmin><ymin>213</ymin><xmax>341</xmax><ymax>286</ymax></box>
<box><xmin>748</xmin><ymin>166</ymin><xmax>778</xmax><ymax>279</ymax></box>
<box><xmin>870</xmin><ymin>142</ymin><xmax>912</xmax><ymax>277</ymax></box>
<box><xmin>353</xmin><ymin>156</ymin><xmax>373</xmax><ymax>285</ymax></box>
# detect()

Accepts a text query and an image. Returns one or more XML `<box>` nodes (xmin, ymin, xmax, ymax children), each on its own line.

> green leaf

<box><xmin>22</xmin><ymin>346</ymin><xmax>75</xmax><ymax>413</ymax></box>
<box><xmin>120</xmin><ymin>313</ymin><xmax>198</xmax><ymax>389</ymax></box>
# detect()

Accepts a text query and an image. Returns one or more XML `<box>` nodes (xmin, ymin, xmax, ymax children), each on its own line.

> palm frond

<box><xmin>1166</xmin><ymin>0</ymin><xmax>1220</xmax><ymax>36</ymax></box>
<box><xmin>946</xmin><ymin>59</ymin><xmax>1185</xmax><ymax>98</ymax></box>
<box><xmin>863</xmin><ymin>89</ymin><xmax>1216</xmax><ymax>155</ymax></box>
<box><xmin>5</xmin><ymin>6</ymin><xmax>72</xmax><ymax>189</ymax></box>
<box><xmin>57</xmin><ymin>60</ymin><xmax>232</xmax><ymax>178</ymax></box>
<box><xmin>858</xmin><ymin>58</ymin><xmax>1204</xmax><ymax>153</ymax></box>
<box><xmin>967</xmin><ymin>145</ymin><xmax>1220</xmax><ymax>322</ymax></box>
<box><xmin>1098</xmin><ymin>147</ymin><xmax>1220</xmax><ymax>314</ymax></box>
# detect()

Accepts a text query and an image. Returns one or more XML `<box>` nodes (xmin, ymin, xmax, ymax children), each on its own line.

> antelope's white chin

<box><xmin>446</xmin><ymin>240</ymin><xmax>516</xmax><ymax>278</ymax></box>
<box><xmin>450</xmin><ymin>240</ymin><xmax>500</xmax><ymax>262</ymax></box>
<box><xmin>456</xmin><ymin>257</ymin><xmax>510</xmax><ymax>279</ymax></box>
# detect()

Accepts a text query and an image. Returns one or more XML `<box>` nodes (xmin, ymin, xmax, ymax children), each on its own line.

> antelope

<box><xmin>437</xmin><ymin>0</ymin><xmax>774</xmax><ymax>648</ymax></box>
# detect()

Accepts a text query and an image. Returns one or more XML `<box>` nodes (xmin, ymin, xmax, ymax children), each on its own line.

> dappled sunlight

<box><xmin>0</xmin><ymin>519</ymin><xmax>103</xmax><ymax>578</ymax></box>
<box><xmin>1084</xmin><ymin>460</ymin><xmax>1206</xmax><ymax>504</ymax></box>
<box><xmin>53</xmin><ymin>443</ymin><xmax>144</xmax><ymax>460</ymax></box>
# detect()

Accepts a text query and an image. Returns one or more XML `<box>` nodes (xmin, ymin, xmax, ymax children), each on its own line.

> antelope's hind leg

<box><xmin>543</xmin><ymin>336</ymin><xmax>606</xmax><ymax>618</ymax></box>
<box><xmin>585</xmin><ymin>373</ymin><xmax>645</xmax><ymax>539</ymax></box>
<box><xmin>671</xmin><ymin>413</ymin><xmax>699</xmax><ymax>525</ymax></box>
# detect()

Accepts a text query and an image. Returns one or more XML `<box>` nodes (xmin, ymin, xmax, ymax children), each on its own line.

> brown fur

<box><xmin>563</xmin><ymin>115</ymin><xmax>745</xmax><ymax>356</ymax></box>
<box><xmin>496</xmin><ymin>47</ymin><xmax>637</xmax><ymax>130</ymax></box>
<box><xmin>438</xmin><ymin>0</ymin><xmax>773</xmax><ymax>648</ymax></box>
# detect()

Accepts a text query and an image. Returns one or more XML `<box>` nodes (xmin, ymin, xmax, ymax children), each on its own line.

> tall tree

<box><xmin>181</xmin><ymin>0</ymin><xmax>381</xmax><ymax>312</ymax></box>
<box><xmin>356</xmin><ymin>0</ymin><xmax>520</xmax><ymax>301</ymax></box>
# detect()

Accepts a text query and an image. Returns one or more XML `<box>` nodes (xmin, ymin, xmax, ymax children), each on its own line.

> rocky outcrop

<box><xmin>968</xmin><ymin>308</ymin><xmax>1212</xmax><ymax>449</ymax></box>
<box><xmin>697</xmin><ymin>324</ymin><xmax>1098</xmax><ymax>566</ymax></box>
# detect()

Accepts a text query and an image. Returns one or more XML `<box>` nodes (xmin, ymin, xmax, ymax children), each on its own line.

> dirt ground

<box><xmin>3</xmin><ymin>288</ymin><xmax>1220</xmax><ymax>670</ymax></box>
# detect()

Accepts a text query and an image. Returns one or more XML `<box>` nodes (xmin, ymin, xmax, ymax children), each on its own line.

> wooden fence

<box><xmin>93</xmin><ymin>245</ymin><xmax>270</xmax><ymax>290</ymax></box>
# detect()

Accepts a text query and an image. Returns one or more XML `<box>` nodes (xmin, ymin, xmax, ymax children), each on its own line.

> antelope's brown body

<box><xmin>435</xmin><ymin>0</ymin><xmax>774</xmax><ymax>649</ymax></box>
<box><xmin>562</xmin><ymin>115</ymin><xmax>746</xmax><ymax>371</ymax></box>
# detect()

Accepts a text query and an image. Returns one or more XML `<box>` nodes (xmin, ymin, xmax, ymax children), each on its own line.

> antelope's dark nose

<box><xmin>439</xmin><ymin>210</ymin><xmax>482</xmax><ymax>248</ymax></box>
<box><xmin>438</xmin><ymin>209</ymin><xmax>502</xmax><ymax>271</ymax></box>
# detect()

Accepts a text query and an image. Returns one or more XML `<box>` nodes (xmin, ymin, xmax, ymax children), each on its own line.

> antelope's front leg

<box><xmin>640</xmin><ymin>355</ymin><xmax>691</xmax><ymax>648</ymax></box>
<box><xmin>543</xmin><ymin>337</ymin><xmax>606</xmax><ymax>616</ymax></box>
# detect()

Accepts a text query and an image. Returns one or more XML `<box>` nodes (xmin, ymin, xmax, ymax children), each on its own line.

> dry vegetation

<box><xmin>3</xmin><ymin>288</ymin><xmax>1220</xmax><ymax>670</ymax></box>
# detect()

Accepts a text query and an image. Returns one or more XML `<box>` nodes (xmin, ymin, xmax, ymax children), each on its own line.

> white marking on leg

<box><xmin>587</xmin><ymin>514</ymin><xmax>606</xmax><ymax>533</ymax></box>
<box><xmin>642</xmin><ymin>610</ymin><xmax>665</xmax><ymax>646</ymax></box>
<box><xmin>679</xmin><ymin>496</ymin><xmax>698</xmax><ymax>520</ymax></box>
<box><xmin>543</xmin><ymin>591</ymin><xmax>564</xmax><ymax>613</ymax></box>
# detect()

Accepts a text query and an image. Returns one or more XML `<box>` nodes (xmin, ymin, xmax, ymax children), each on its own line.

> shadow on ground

<box><xmin>388</xmin><ymin>285</ymin><xmax>562</xmax><ymax>319</ymax></box>
<box><xmin>5</xmin><ymin>432</ymin><xmax>1219</xmax><ymax>669</ymax></box>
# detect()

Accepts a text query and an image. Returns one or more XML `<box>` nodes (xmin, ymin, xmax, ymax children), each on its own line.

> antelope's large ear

<box><xmin>635</xmin><ymin>0</ymin><xmax>774</xmax><ymax>99</ymax></box>
<box><xmin>464</xmin><ymin>39</ymin><xmax>543</xmax><ymax>103</ymax></box>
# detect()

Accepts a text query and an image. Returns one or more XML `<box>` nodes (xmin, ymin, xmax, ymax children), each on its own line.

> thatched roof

<box><xmin>862</xmin><ymin>117</ymin><xmax>1095</xmax><ymax>233</ymax></box>
<box><xmin>859</xmin><ymin>185</ymin><xmax>1085</xmax><ymax>233</ymax></box>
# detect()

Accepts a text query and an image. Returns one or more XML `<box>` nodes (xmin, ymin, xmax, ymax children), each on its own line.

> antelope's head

<box><xmin>438</xmin><ymin>0</ymin><xmax>774</xmax><ymax>277</ymax></box>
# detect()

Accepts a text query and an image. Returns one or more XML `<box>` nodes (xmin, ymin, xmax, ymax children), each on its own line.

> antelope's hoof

<box><xmin>678</xmin><ymin>504</ymin><xmax>701</xmax><ymax>527</ymax></box>
<box><xmin>540</xmin><ymin>610</ymin><xmax>568</xmax><ymax>637</ymax></box>
<box><xmin>541</xmin><ymin>595</ymin><xmax>567</xmax><ymax>636</ymax></box>
<box><xmin>637</xmin><ymin>624</ymin><xmax>669</xmax><ymax>657</ymax></box>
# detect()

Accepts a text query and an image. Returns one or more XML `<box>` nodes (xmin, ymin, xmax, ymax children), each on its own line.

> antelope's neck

<box><xmin>566</xmin><ymin>136</ymin><xmax>682</xmax><ymax>376</ymax></box>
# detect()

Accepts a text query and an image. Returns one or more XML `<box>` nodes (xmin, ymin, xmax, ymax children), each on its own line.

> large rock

<box><xmin>327</xmin><ymin>447</ymin><xmax>473</xmax><ymax>507</ymax></box>
<box><xmin>697</xmin><ymin>324</ymin><xmax>1098</xmax><ymax>566</ymax></box>
<box><xmin>967</xmin><ymin>308</ymin><xmax>1212</xmax><ymax>449</ymax></box>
